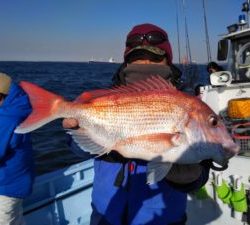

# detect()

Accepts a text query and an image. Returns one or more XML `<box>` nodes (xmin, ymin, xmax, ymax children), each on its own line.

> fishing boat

<box><xmin>88</xmin><ymin>56</ymin><xmax>116</xmax><ymax>64</ymax></box>
<box><xmin>23</xmin><ymin>1</ymin><xmax>250</xmax><ymax>225</ymax></box>
<box><xmin>187</xmin><ymin>1</ymin><xmax>250</xmax><ymax>224</ymax></box>
<box><xmin>108</xmin><ymin>57</ymin><xmax>115</xmax><ymax>63</ymax></box>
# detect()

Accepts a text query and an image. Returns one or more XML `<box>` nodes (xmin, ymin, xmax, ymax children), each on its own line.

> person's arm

<box><xmin>0</xmin><ymin>116</ymin><xmax>19</xmax><ymax>161</ymax></box>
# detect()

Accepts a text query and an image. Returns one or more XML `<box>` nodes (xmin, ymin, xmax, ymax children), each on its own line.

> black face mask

<box><xmin>113</xmin><ymin>63</ymin><xmax>181</xmax><ymax>87</ymax></box>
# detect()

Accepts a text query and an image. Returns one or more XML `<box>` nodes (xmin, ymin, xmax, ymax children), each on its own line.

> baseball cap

<box><xmin>124</xmin><ymin>23</ymin><xmax>173</xmax><ymax>64</ymax></box>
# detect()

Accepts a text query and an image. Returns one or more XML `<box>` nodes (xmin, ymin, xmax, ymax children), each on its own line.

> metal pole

<box><xmin>176</xmin><ymin>0</ymin><xmax>181</xmax><ymax>64</ymax></box>
<box><xmin>202</xmin><ymin>0</ymin><xmax>212</xmax><ymax>62</ymax></box>
<box><xmin>182</xmin><ymin>0</ymin><xmax>192</xmax><ymax>63</ymax></box>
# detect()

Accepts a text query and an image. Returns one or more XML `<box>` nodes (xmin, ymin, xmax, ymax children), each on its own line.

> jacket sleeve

<box><xmin>0</xmin><ymin>115</ymin><xmax>20</xmax><ymax>162</ymax></box>
<box><xmin>166</xmin><ymin>162</ymin><xmax>210</xmax><ymax>193</ymax></box>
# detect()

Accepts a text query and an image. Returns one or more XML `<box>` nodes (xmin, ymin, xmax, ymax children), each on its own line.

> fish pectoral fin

<box><xmin>132</xmin><ymin>132</ymin><xmax>186</xmax><ymax>147</ymax></box>
<box><xmin>114</xmin><ymin>133</ymin><xmax>176</xmax><ymax>152</ymax></box>
<box><xmin>171</xmin><ymin>132</ymin><xmax>187</xmax><ymax>146</ymax></box>
<box><xmin>67</xmin><ymin>128</ymin><xmax>109</xmax><ymax>156</ymax></box>
<box><xmin>147</xmin><ymin>160</ymin><xmax>172</xmax><ymax>185</ymax></box>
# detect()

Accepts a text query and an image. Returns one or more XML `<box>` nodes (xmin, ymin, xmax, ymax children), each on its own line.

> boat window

<box><xmin>217</xmin><ymin>39</ymin><xmax>229</xmax><ymax>61</ymax></box>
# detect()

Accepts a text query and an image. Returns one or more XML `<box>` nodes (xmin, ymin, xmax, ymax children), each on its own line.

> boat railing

<box><xmin>23</xmin><ymin>159</ymin><xmax>94</xmax><ymax>225</ymax></box>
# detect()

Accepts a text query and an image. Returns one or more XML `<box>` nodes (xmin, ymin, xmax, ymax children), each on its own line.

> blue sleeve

<box><xmin>0</xmin><ymin>116</ymin><xmax>20</xmax><ymax>161</ymax></box>
<box><xmin>166</xmin><ymin>163</ymin><xmax>210</xmax><ymax>193</ymax></box>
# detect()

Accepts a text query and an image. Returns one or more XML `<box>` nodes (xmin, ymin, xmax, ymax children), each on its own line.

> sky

<box><xmin>0</xmin><ymin>0</ymin><xmax>245</xmax><ymax>63</ymax></box>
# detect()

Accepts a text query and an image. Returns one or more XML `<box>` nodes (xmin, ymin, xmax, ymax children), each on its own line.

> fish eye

<box><xmin>208</xmin><ymin>115</ymin><xmax>218</xmax><ymax>127</ymax></box>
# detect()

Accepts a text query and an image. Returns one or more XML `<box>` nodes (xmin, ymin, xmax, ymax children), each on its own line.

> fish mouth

<box><xmin>212</xmin><ymin>142</ymin><xmax>240</xmax><ymax>166</ymax></box>
<box><xmin>222</xmin><ymin>142</ymin><xmax>240</xmax><ymax>159</ymax></box>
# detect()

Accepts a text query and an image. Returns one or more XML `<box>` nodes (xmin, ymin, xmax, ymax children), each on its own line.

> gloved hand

<box><xmin>165</xmin><ymin>163</ymin><xmax>203</xmax><ymax>184</ymax></box>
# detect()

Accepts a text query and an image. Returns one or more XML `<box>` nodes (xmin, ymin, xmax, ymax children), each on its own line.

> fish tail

<box><xmin>15</xmin><ymin>81</ymin><xmax>66</xmax><ymax>134</ymax></box>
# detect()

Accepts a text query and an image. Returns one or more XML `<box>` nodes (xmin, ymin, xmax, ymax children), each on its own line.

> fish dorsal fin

<box><xmin>133</xmin><ymin>75</ymin><xmax>176</xmax><ymax>90</ymax></box>
<box><xmin>75</xmin><ymin>76</ymin><xmax>176</xmax><ymax>103</ymax></box>
<box><xmin>74</xmin><ymin>90</ymin><xmax>110</xmax><ymax>103</ymax></box>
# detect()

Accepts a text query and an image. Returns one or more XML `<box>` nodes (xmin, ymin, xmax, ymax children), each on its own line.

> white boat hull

<box><xmin>24</xmin><ymin>160</ymin><xmax>94</xmax><ymax>225</ymax></box>
<box><xmin>187</xmin><ymin>156</ymin><xmax>250</xmax><ymax>225</ymax></box>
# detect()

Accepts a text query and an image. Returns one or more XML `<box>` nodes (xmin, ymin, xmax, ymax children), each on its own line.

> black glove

<box><xmin>165</xmin><ymin>161</ymin><xmax>211</xmax><ymax>193</ymax></box>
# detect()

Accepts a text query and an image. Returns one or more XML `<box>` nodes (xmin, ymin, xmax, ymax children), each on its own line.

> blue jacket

<box><xmin>0</xmin><ymin>82</ymin><xmax>34</xmax><ymax>198</ymax></box>
<box><xmin>70</xmin><ymin>145</ymin><xmax>209</xmax><ymax>225</ymax></box>
<box><xmin>90</xmin><ymin>159</ymin><xmax>188</xmax><ymax>225</ymax></box>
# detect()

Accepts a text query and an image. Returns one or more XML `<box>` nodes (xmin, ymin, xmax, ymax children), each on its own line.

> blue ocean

<box><xmin>0</xmin><ymin>61</ymin><xmax>207</xmax><ymax>175</ymax></box>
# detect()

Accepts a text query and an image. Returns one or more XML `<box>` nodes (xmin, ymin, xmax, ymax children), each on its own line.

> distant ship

<box><xmin>88</xmin><ymin>57</ymin><xmax>115</xmax><ymax>64</ymax></box>
<box><xmin>108</xmin><ymin>57</ymin><xmax>115</xmax><ymax>63</ymax></box>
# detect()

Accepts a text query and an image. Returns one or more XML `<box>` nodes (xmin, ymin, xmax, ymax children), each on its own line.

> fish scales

<box><xmin>80</xmin><ymin>95</ymin><xmax>187</xmax><ymax>138</ymax></box>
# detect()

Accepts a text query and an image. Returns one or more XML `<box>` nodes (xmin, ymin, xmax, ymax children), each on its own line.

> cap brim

<box><xmin>125</xmin><ymin>45</ymin><xmax>166</xmax><ymax>57</ymax></box>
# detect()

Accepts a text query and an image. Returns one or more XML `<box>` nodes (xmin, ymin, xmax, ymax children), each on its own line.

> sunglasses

<box><xmin>126</xmin><ymin>31</ymin><xmax>167</xmax><ymax>48</ymax></box>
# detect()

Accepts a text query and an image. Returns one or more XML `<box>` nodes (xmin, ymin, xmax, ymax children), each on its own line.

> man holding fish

<box><xmin>15</xmin><ymin>24</ymin><xmax>239</xmax><ymax>225</ymax></box>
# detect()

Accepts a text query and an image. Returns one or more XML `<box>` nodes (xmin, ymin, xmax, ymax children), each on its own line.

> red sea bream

<box><xmin>15</xmin><ymin>76</ymin><xmax>239</xmax><ymax>184</ymax></box>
